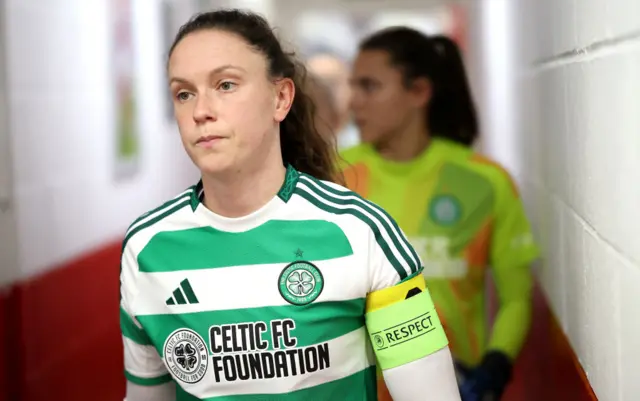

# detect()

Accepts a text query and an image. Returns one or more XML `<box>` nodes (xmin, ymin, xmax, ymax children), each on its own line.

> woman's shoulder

<box><xmin>338</xmin><ymin>143</ymin><xmax>370</xmax><ymax>166</ymax></box>
<box><xmin>464</xmin><ymin>152</ymin><xmax>520</xmax><ymax>198</ymax></box>
<box><xmin>122</xmin><ymin>184</ymin><xmax>198</xmax><ymax>250</ymax></box>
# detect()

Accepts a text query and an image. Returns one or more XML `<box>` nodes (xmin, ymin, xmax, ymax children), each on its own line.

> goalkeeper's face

<box><xmin>350</xmin><ymin>49</ymin><xmax>431</xmax><ymax>148</ymax></box>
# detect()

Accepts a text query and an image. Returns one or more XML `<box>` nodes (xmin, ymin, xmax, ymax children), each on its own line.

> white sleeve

<box><xmin>125</xmin><ymin>380</ymin><xmax>176</xmax><ymax>401</ymax></box>
<box><xmin>120</xmin><ymin>241</ymin><xmax>172</xmax><ymax>386</ymax></box>
<box><xmin>364</xmin><ymin>212</ymin><xmax>457</xmax><ymax>396</ymax></box>
<box><xmin>366</xmin><ymin>212</ymin><xmax>423</xmax><ymax>292</ymax></box>
<box><xmin>383</xmin><ymin>347</ymin><xmax>461</xmax><ymax>401</ymax></box>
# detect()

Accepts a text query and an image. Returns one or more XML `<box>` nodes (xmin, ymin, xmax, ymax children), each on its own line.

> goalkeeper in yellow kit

<box><xmin>342</xmin><ymin>28</ymin><xmax>539</xmax><ymax>401</ymax></box>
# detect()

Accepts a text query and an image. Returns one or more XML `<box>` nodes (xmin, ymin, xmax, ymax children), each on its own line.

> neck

<box><xmin>375</xmin><ymin>119</ymin><xmax>430</xmax><ymax>162</ymax></box>
<box><xmin>201</xmin><ymin>147</ymin><xmax>286</xmax><ymax>218</ymax></box>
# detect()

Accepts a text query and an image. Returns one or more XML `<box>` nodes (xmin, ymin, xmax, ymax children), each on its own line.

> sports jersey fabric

<box><xmin>120</xmin><ymin>165</ymin><xmax>448</xmax><ymax>400</ymax></box>
<box><xmin>340</xmin><ymin>138</ymin><xmax>539</xmax><ymax>367</ymax></box>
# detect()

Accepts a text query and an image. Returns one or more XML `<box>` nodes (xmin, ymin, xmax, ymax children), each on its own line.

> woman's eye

<box><xmin>219</xmin><ymin>81</ymin><xmax>237</xmax><ymax>91</ymax></box>
<box><xmin>176</xmin><ymin>92</ymin><xmax>192</xmax><ymax>102</ymax></box>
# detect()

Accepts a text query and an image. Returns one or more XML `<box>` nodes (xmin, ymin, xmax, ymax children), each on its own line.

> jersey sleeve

<box><xmin>363</xmin><ymin>212</ymin><xmax>449</xmax><ymax>371</ymax></box>
<box><xmin>487</xmin><ymin>171</ymin><xmax>539</xmax><ymax>357</ymax></box>
<box><xmin>490</xmin><ymin>174</ymin><xmax>539</xmax><ymax>273</ymax></box>
<box><xmin>365</xmin><ymin>206</ymin><xmax>424</xmax><ymax>291</ymax></box>
<box><xmin>126</xmin><ymin>380</ymin><xmax>176</xmax><ymax>401</ymax></box>
<box><xmin>120</xmin><ymin>241</ymin><xmax>172</xmax><ymax>386</ymax></box>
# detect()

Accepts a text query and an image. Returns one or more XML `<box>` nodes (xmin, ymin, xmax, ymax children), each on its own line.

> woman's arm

<box><xmin>125</xmin><ymin>381</ymin><xmax>175</xmax><ymax>401</ymax></box>
<box><xmin>384</xmin><ymin>347</ymin><xmax>461</xmax><ymax>400</ymax></box>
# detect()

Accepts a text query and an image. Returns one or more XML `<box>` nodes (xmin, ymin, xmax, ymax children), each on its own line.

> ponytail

<box><xmin>280</xmin><ymin>64</ymin><xmax>342</xmax><ymax>183</ymax></box>
<box><xmin>427</xmin><ymin>35</ymin><xmax>478</xmax><ymax>146</ymax></box>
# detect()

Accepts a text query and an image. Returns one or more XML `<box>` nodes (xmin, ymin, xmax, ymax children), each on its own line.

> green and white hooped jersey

<box><xmin>120</xmin><ymin>166</ymin><xmax>423</xmax><ymax>400</ymax></box>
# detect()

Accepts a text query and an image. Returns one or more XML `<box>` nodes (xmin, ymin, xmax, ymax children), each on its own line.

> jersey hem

<box><xmin>124</xmin><ymin>370</ymin><xmax>173</xmax><ymax>386</ymax></box>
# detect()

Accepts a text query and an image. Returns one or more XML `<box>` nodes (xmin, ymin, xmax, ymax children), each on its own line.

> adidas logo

<box><xmin>166</xmin><ymin>279</ymin><xmax>199</xmax><ymax>305</ymax></box>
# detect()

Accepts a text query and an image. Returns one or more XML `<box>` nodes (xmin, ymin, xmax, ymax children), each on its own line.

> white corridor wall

<box><xmin>2</xmin><ymin>0</ymin><xmax>197</xmax><ymax>282</ymax></box>
<box><xmin>468</xmin><ymin>0</ymin><xmax>640</xmax><ymax>400</ymax></box>
<box><xmin>0</xmin><ymin>0</ymin><xmax>19</xmax><ymax>288</ymax></box>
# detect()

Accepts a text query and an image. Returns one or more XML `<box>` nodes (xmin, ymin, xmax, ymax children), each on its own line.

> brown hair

<box><xmin>169</xmin><ymin>9</ymin><xmax>342</xmax><ymax>183</ymax></box>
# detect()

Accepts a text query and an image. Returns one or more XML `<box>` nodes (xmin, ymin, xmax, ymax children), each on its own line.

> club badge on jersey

<box><xmin>278</xmin><ymin>260</ymin><xmax>325</xmax><ymax>305</ymax></box>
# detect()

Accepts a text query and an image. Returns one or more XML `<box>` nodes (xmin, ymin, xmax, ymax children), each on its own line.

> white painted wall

<box><xmin>3</xmin><ymin>0</ymin><xmax>197</xmax><ymax>280</ymax></box>
<box><xmin>468</xmin><ymin>0</ymin><xmax>640</xmax><ymax>399</ymax></box>
<box><xmin>0</xmin><ymin>0</ymin><xmax>20</xmax><ymax>288</ymax></box>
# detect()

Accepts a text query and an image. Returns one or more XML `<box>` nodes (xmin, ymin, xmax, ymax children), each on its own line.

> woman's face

<box><xmin>350</xmin><ymin>50</ymin><xmax>428</xmax><ymax>145</ymax></box>
<box><xmin>168</xmin><ymin>29</ymin><xmax>293</xmax><ymax>176</ymax></box>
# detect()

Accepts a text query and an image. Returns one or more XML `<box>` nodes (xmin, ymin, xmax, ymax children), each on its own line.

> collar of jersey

<box><xmin>188</xmin><ymin>165</ymin><xmax>299</xmax><ymax>232</ymax></box>
<box><xmin>362</xmin><ymin>137</ymin><xmax>460</xmax><ymax>178</ymax></box>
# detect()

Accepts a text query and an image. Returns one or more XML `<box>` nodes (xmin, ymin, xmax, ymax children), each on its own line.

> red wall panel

<box><xmin>503</xmin><ymin>284</ymin><xmax>598</xmax><ymax>401</ymax></box>
<box><xmin>1</xmin><ymin>288</ymin><xmax>8</xmax><ymax>401</ymax></box>
<box><xmin>5</xmin><ymin>242</ymin><xmax>124</xmax><ymax>401</ymax></box>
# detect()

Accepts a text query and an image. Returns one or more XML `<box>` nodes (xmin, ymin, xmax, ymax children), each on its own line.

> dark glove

<box><xmin>458</xmin><ymin>351</ymin><xmax>512</xmax><ymax>401</ymax></box>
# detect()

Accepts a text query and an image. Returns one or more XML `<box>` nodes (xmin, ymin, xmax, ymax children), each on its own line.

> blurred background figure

<box><xmin>304</xmin><ymin>71</ymin><xmax>341</xmax><ymax>145</ymax></box>
<box><xmin>342</xmin><ymin>28</ymin><xmax>538</xmax><ymax>401</ymax></box>
<box><xmin>306</xmin><ymin>52</ymin><xmax>360</xmax><ymax>149</ymax></box>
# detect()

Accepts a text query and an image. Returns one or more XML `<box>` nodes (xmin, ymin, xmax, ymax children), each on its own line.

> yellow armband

<box><xmin>365</xmin><ymin>274</ymin><xmax>449</xmax><ymax>370</ymax></box>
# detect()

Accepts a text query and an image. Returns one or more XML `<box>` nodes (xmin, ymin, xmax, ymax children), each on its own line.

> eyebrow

<box><xmin>350</xmin><ymin>77</ymin><xmax>380</xmax><ymax>86</ymax></box>
<box><xmin>169</xmin><ymin>64</ymin><xmax>246</xmax><ymax>85</ymax></box>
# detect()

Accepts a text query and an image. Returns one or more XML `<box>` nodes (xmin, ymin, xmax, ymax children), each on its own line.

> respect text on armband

<box><xmin>371</xmin><ymin>311</ymin><xmax>437</xmax><ymax>351</ymax></box>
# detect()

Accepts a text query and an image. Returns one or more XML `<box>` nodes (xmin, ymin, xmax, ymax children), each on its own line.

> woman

<box><xmin>304</xmin><ymin>72</ymin><xmax>341</xmax><ymax>144</ymax></box>
<box><xmin>342</xmin><ymin>28</ymin><xmax>539</xmax><ymax>401</ymax></box>
<box><xmin>119</xmin><ymin>10</ymin><xmax>461</xmax><ymax>401</ymax></box>
<box><xmin>307</xmin><ymin>53</ymin><xmax>361</xmax><ymax>150</ymax></box>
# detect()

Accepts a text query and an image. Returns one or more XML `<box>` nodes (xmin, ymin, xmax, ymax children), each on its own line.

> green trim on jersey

<box><xmin>190</xmin><ymin>179</ymin><xmax>204</xmax><ymax>211</ymax></box>
<box><xmin>126</xmin><ymin>186</ymin><xmax>196</xmax><ymax>236</ymax></box>
<box><xmin>123</xmin><ymin>197</ymin><xmax>191</xmax><ymax>251</ymax></box>
<box><xmin>399</xmin><ymin>269</ymin><xmax>424</xmax><ymax>284</ymax></box>
<box><xmin>292</xmin><ymin>186</ymin><xmax>406</xmax><ymax>280</ymax></box>
<box><xmin>295</xmin><ymin>174</ymin><xmax>419</xmax><ymax>280</ymax></box>
<box><xmin>187</xmin><ymin>164</ymin><xmax>300</xmax><ymax>212</ymax></box>
<box><xmin>277</xmin><ymin>165</ymin><xmax>300</xmax><ymax>202</ymax></box>
<box><xmin>137</xmin><ymin>220</ymin><xmax>353</xmax><ymax>272</ymax></box>
<box><xmin>303</xmin><ymin>175</ymin><xmax>420</xmax><ymax>268</ymax></box>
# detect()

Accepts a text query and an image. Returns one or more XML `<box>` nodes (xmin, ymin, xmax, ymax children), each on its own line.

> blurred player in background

<box><xmin>305</xmin><ymin>72</ymin><xmax>341</xmax><ymax>145</ymax></box>
<box><xmin>343</xmin><ymin>27</ymin><xmax>539</xmax><ymax>401</ymax></box>
<box><xmin>307</xmin><ymin>53</ymin><xmax>360</xmax><ymax>149</ymax></box>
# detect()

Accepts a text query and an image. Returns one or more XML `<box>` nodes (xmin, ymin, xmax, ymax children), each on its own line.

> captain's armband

<box><xmin>365</xmin><ymin>274</ymin><xmax>449</xmax><ymax>370</ymax></box>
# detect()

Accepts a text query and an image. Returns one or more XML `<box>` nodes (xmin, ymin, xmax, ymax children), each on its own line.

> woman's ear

<box><xmin>410</xmin><ymin>77</ymin><xmax>432</xmax><ymax>108</ymax></box>
<box><xmin>274</xmin><ymin>78</ymin><xmax>295</xmax><ymax>123</ymax></box>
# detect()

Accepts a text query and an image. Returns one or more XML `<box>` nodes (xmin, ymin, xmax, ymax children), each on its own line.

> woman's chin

<box><xmin>194</xmin><ymin>154</ymin><xmax>235</xmax><ymax>176</ymax></box>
